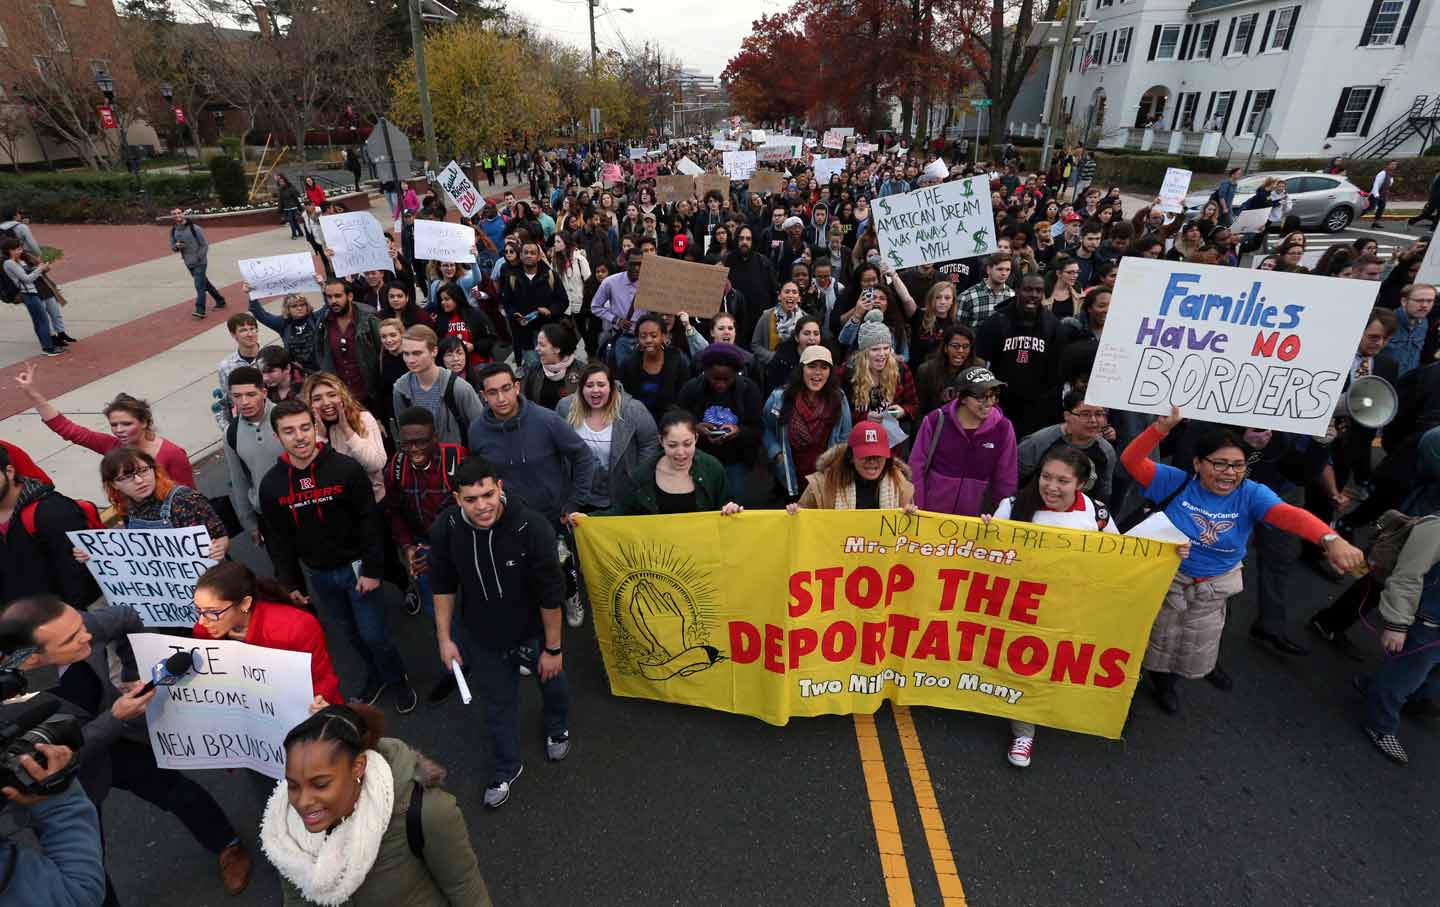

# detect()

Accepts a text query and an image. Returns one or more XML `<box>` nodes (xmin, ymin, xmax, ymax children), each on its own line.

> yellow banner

<box><xmin>575</xmin><ymin>510</ymin><xmax>1178</xmax><ymax>738</ymax></box>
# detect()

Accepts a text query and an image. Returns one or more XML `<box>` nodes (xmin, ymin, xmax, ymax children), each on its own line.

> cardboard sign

<box><xmin>697</xmin><ymin>173</ymin><xmax>731</xmax><ymax>201</ymax></box>
<box><xmin>437</xmin><ymin>159</ymin><xmax>483</xmax><ymax>219</ymax></box>
<box><xmin>634</xmin><ymin>253</ymin><xmax>729</xmax><ymax>317</ymax></box>
<box><xmin>723</xmin><ymin>150</ymin><xmax>758</xmax><ymax>181</ymax></box>
<box><xmin>238</xmin><ymin>252</ymin><xmax>317</xmax><ymax>301</ymax></box>
<box><xmin>1085</xmin><ymin>258</ymin><xmax>1378</xmax><ymax>434</ymax></box>
<box><xmin>656</xmin><ymin>174</ymin><xmax>695</xmax><ymax>205</ymax></box>
<box><xmin>68</xmin><ymin>527</ymin><xmax>217</xmax><ymax>627</ymax></box>
<box><xmin>748</xmin><ymin>170</ymin><xmax>786</xmax><ymax>195</ymax></box>
<box><xmin>1158</xmin><ymin>167</ymin><xmax>1193</xmax><ymax>214</ymax></box>
<box><xmin>633</xmin><ymin>161</ymin><xmax>659</xmax><ymax>180</ymax></box>
<box><xmin>130</xmin><ymin>633</ymin><xmax>314</xmax><ymax>780</ymax></box>
<box><xmin>812</xmin><ymin>156</ymin><xmax>846</xmax><ymax>186</ymax></box>
<box><xmin>676</xmin><ymin>156</ymin><xmax>704</xmax><ymax>176</ymax></box>
<box><xmin>413</xmin><ymin>220</ymin><xmax>475</xmax><ymax>263</ymax></box>
<box><xmin>319</xmin><ymin>211</ymin><xmax>392</xmax><ymax>277</ymax></box>
<box><xmin>872</xmin><ymin>176</ymin><xmax>998</xmax><ymax>269</ymax></box>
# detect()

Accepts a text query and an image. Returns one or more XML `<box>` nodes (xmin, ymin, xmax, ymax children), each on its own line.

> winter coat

<box><xmin>762</xmin><ymin>387</ymin><xmax>853</xmax><ymax>497</ymax></box>
<box><xmin>169</xmin><ymin>220</ymin><xmax>209</xmax><ymax>268</ymax></box>
<box><xmin>600</xmin><ymin>450</ymin><xmax>729</xmax><ymax>515</ymax></box>
<box><xmin>0</xmin><ymin>781</ymin><xmax>104</xmax><ymax>907</ymax></box>
<box><xmin>465</xmin><ymin>398</ymin><xmax>597</xmax><ymax>522</ymax></box>
<box><xmin>0</xmin><ymin>478</ymin><xmax>101</xmax><ymax>606</ymax></box>
<box><xmin>908</xmin><ymin>400</ymin><xmax>1018</xmax><ymax>517</ymax></box>
<box><xmin>316</xmin><ymin>307</ymin><xmax>385</xmax><ymax>403</ymax></box>
<box><xmin>250</xmin><ymin>299</ymin><xmax>327</xmax><ymax>374</ymax></box>
<box><xmin>556</xmin><ymin>392</ymin><xmax>660</xmax><ymax>509</ymax></box>
<box><xmin>797</xmin><ymin>443</ymin><xmax>915</xmax><ymax>510</ymax></box>
<box><xmin>521</xmin><ymin>359</ymin><xmax>585</xmax><ymax>407</ymax></box>
<box><xmin>192</xmin><ymin>600</ymin><xmax>342</xmax><ymax>705</ymax></box>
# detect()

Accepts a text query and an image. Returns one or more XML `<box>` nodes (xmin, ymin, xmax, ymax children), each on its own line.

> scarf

<box><xmin>831</xmin><ymin>470</ymin><xmax>901</xmax><ymax>510</ymax></box>
<box><xmin>542</xmin><ymin>354</ymin><xmax>576</xmax><ymax>381</ymax></box>
<box><xmin>788</xmin><ymin>390</ymin><xmax>837</xmax><ymax>451</ymax></box>
<box><xmin>774</xmin><ymin>307</ymin><xmax>801</xmax><ymax>343</ymax></box>
<box><xmin>261</xmin><ymin>750</ymin><xmax>395</xmax><ymax>906</ymax></box>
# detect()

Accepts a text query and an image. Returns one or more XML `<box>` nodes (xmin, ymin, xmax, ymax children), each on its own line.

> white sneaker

<box><xmin>564</xmin><ymin>593</ymin><xmax>584</xmax><ymax>628</ymax></box>
<box><xmin>1007</xmin><ymin>735</ymin><xmax>1034</xmax><ymax>768</ymax></box>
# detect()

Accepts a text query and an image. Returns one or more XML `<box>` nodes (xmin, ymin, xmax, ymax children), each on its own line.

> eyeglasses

<box><xmin>1067</xmin><ymin>409</ymin><xmax>1107</xmax><ymax>421</ymax></box>
<box><xmin>196</xmin><ymin>602</ymin><xmax>237</xmax><ymax>621</ymax></box>
<box><xmin>113</xmin><ymin>465</ymin><xmax>154</xmax><ymax>484</ymax></box>
<box><xmin>969</xmin><ymin>391</ymin><xmax>999</xmax><ymax>403</ymax></box>
<box><xmin>397</xmin><ymin>438</ymin><xmax>434</xmax><ymax>450</ymax></box>
<box><xmin>1202</xmin><ymin>458</ymin><xmax>1248</xmax><ymax>474</ymax></box>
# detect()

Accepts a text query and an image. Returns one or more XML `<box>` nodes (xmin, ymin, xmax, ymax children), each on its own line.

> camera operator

<box><xmin>0</xmin><ymin>596</ymin><xmax>252</xmax><ymax>901</ymax></box>
<box><xmin>0</xmin><ymin>743</ymin><xmax>105</xmax><ymax>907</ymax></box>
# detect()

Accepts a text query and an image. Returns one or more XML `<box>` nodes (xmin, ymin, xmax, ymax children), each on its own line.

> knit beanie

<box><xmin>856</xmin><ymin>309</ymin><xmax>891</xmax><ymax>352</ymax></box>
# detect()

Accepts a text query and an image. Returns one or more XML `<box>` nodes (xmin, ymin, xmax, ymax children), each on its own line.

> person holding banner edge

<box><xmin>1120</xmin><ymin>407</ymin><xmax>1364</xmax><ymax>714</ymax></box>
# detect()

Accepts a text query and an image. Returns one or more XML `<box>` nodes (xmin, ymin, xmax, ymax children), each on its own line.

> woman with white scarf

<box><xmin>750</xmin><ymin>280</ymin><xmax>805</xmax><ymax>369</ymax></box>
<box><xmin>262</xmin><ymin>704</ymin><xmax>490</xmax><ymax>906</ymax></box>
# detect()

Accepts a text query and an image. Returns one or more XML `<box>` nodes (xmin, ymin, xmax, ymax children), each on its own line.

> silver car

<box><xmin>1183</xmin><ymin>171</ymin><xmax>1366</xmax><ymax>233</ymax></box>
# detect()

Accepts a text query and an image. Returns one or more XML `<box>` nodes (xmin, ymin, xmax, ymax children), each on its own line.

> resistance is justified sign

<box><xmin>575</xmin><ymin>510</ymin><xmax>1176</xmax><ymax>737</ymax></box>
<box><xmin>69</xmin><ymin>527</ymin><xmax>216</xmax><ymax>627</ymax></box>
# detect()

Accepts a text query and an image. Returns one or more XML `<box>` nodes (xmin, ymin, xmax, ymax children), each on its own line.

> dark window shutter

<box><xmin>1096</xmin><ymin>33</ymin><xmax>1106</xmax><ymax>66</ymax></box>
<box><xmin>1327</xmin><ymin>88</ymin><xmax>1352</xmax><ymax>138</ymax></box>
<box><xmin>1361</xmin><ymin>86</ymin><xmax>1386</xmax><ymax>137</ymax></box>
<box><xmin>1180</xmin><ymin>24</ymin><xmax>1195</xmax><ymax>59</ymax></box>
<box><xmin>1259</xmin><ymin>10</ymin><xmax>1275</xmax><ymax>51</ymax></box>
<box><xmin>1359</xmin><ymin>0</ymin><xmax>1382</xmax><ymax>46</ymax></box>
<box><xmin>1148</xmin><ymin>25</ymin><xmax>1162</xmax><ymax>61</ymax></box>
<box><xmin>1206</xmin><ymin>22</ymin><xmax>1219</xmax><ymax>58</ymax></box>
<box><xmin>1221</xmin><ymin>94</ymin><xmax>1236</xmax><ymax>134</ymax></box>
<box><xmin>1397</xmin><ymin>0</ymin><xmax>1420</xmax><ymax>45</ymax></box>
<box><xmin>1123</xmin><ymin>28</ymin><xmax>1133</xmax><ymax>63</ymax></box>
<box><xmin>1284</xmin><ymin>6</ymin><xmax>1300</xmax><ymax>50</ymax></box>
<box><xmin>1203</xmin><ymin>92</ymin><xmax>1216</xmax><ymax>126</ymax></box>
<box><xmin>1241</xmin><ymin>15</ymin><xmax>1257</xmax><ymax>53</ymax></box>
<box><xmin>1236</xmin><ymin>90</ymin><xmax>1253</xmax><ymax>135</ymax></box>
<box><xmin>1223</xmin><ymin>17</ymin><xmax>1237</xmax><ymax>55</ymax></box>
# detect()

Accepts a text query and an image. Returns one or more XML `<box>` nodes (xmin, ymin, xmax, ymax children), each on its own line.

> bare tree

<box><xmin>0</xmin><ymin>105</ymin><xmax>31</xmax><ymax>173</ymax></box>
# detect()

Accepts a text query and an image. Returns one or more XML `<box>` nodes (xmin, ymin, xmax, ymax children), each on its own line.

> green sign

<box><xmin>970</xmin><ymin>98</ymin><xmax>992</xmax><ymax>108</ymax></box>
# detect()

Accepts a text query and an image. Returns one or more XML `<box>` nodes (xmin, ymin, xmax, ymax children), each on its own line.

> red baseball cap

<box><xmin>848</xmin><ymin>421</ymin><xmax>891</xmax><ymax>459</ymax></box>
<box><xmin>672</xmin><ymin>234</ymin><xmax>690</xmax><ymax>254</ymax></box>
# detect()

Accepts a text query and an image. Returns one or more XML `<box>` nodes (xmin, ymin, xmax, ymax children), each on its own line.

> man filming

<box><xmin>0</xmin><ymin>742</ymin><xmax>104</xmax><ymax>906</ymax></box>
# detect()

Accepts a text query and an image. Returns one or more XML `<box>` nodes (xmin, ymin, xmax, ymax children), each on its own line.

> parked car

<box><xmin>1183</xmin><ymin>171</ymin><xmax>1366</xmax><ymax>233</ymax></box>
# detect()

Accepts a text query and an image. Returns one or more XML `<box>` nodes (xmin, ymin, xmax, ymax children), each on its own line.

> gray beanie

<box><xmin>856</xmin><ymin>308</ymin><xmax>891</xmax><ymax>352</ymax></box>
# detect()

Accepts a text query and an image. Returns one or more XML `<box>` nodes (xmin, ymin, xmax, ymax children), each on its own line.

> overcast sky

<box><xmin>506</xmin><ymin>0</ymin><xmax>779</xmax><ymax>77</ymax></box>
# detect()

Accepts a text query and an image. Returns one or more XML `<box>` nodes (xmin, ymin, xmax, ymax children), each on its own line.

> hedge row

<box><xmin>1264</xmin><ymin>157</ymin><xmax>1440</xmax><ymax>198</ymax></box>
<box><xmin>0</xmin><ymin>171</ymin><xmax>214</xmax><ymax>223</ymax></box>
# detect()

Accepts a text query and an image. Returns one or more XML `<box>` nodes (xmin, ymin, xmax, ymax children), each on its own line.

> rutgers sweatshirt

<box><xmin>258</xmin><ymin>443</ymin><xmax>385</xmax><ymax>589</ymax></box>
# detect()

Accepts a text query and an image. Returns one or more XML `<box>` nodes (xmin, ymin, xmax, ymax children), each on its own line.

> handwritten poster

<box><xmin>628</xmin><ymin>146</ymin><xmax>649</xmax><ymax>159</ymax></box>
<box><xmin>872</xmin><ymin>176</ymin><xmax>997</xmax><ymax>269</ymax></box>
<box><xmin>748</xmin><ymin>170</ymin><xmax>786</xmax><ymax>195</ymax></box>
<box><xmin>1158</xmin><ymin>167</ymin><xmax>1193</xmax><ymax>214</ymax></box>
<box><xmin>1231</xmin><ymin>208</ymin><xmax>1271</xmax><ymax>233</ymax></box>
<box><xmin>131</xmin><ymin>633</ymin><xmax>314</xmax><ymax>780</ymax></box>
<box><xmin>633</xmin><ymin>162</ymin><xmax>659</xmax><ymax>180</ymax></box>
<box><xmin>437</xmin><ymin>159</ymin><xmax>482</xmax><ymax>218</ymax></box>
<box><xmin>676</xmin><ymin>156</ymin><xmax>704</xmax><ymax>177</ymax></box>
<box><xmin>750</xmin><ymin>129</ymin><xmax>768</xmax><ymax>144</ymax></box>
<box><xmin>722</xmin><ymin>150</ymin><xmax>758</xmax><ymax>181</ymax></box>
<box><xmin>1085</xmin><ymin>258</ymin><xmax>1377</xmax><ymax>434</ymax></box>
<box><xmin>812</xmin><ymin>157</ymin><xmax>846</xmax><ymax>186</ymax></box>
<box><xmin>413</xmin><ymin>220</ymin><xmax>475</xmax><ymax>263</ymax></box>
<box><xmin>634</xmin><ymin>253</ymin><xmax>728</xmax><ymax>317</ymax></box>
<box><xmin>696</xmin><ymin>173</ymin><xmax>731</xmax><ymax>201</ymax></box>
<box><xmin>320</xmin><ymin>211</ymin><xmax>392</xmax><ymax>277</ymax></box>
<box><xmin>656</xmin><ymin>174</ymin><xmax>695</xmax><ymax>205</ymax></box>
<box><xmin>713</xmin><ymin>140</ymin><xmax>741</xmax><ymax>152</ymax></box>
<box><xmin>68</xmin><ymin>527</ymin><xmax>217</xmax><ymax>627</ymax></box>
<box><xmin>238</xmin><ymin>252</ymin><xmax>316</xmax><ymax>301</ymax></box>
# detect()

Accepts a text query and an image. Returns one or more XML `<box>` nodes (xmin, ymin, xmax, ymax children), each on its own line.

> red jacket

<box><xmin>192</xmin><ymin>600</ymin><xmax>342</xmax><ymax>705</ymax></box>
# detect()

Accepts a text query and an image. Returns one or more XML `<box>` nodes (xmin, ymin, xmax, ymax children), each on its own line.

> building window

<box><xmin>1267</xmin><ymin>6</ymin><xmax>1298</xmax><ymax>51</ymax></box>
<box><xmin>1209</xmin><ymin>90</ymin><xmax>1236</xmax><ymax>131</ymax></box>
<box><xmin>1366</xmin><ymin>1</ymin><xmax>1408</xmax><ymax>46</ymax></box>
<box><xmin>1110</xmin><ymin>27</ymin><xmax>1132</xmax><ymax>63</ymax></box>
<box><xmin>1157</xmin><ymin>24</ymin><xmax>1181</xmax><ymax>59</ymax></box>
<box><xmin>1244</xmin><ymin>90</ymin><xmax>1275</xmax><ymax>135</ymax></box>
<box><xmin>1175</xmin><ymin>92</ymin><xmax>1200</xmax><ymax>131</ymax></box>
<box><xmin>1196</xmin><ymin>21</ymin><xmax>1217</xmax><ymax>58</ymax></box>
<box><xmin>1332</xmin><ymin>86</ymin><xmax>1378</xmax><ymax>135</ymax></box>
<box><xmin>1230</xmin><ymin>13</ymin><xmax>1257</xmax><ymax>54</ymax></box>
<box><xmin>39</xmin><ymin>5</ymin><xmax>68</xmax><ymax>52</ymax></box>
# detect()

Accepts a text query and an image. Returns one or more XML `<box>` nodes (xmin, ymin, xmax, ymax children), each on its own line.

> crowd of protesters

<box><xmin>2</xmin><ymin>128</ymin><xmax>1438</xmax><ymax>903</ymax></box>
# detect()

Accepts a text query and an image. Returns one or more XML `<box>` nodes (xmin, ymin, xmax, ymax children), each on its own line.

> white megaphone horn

<box><xmin>1338</xmin><ymin>374</ymin><xmax>1397</xmax><ymax>429</ymax></box>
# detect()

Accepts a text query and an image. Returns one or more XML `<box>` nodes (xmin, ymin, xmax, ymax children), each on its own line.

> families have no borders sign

<box><xmin>1086</xmin><ymin>259</ymin><xmax>1377</xmax><ymax>434</ymax></box>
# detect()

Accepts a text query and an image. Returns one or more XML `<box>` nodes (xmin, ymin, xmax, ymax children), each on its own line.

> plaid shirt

<box><xmin>956</xmin><ymin>280</ymin><xmax>1015</xmax><ymax>330</ymax></box>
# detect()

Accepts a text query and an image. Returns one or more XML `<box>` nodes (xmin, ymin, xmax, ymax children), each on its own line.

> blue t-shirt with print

<box><xmin>1144</xmin><ymin>463</ymin><xmax>1281</xmax><ymax>578</ymax></box>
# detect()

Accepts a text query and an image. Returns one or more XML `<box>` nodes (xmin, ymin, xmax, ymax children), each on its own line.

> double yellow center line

<box><xmin>853</xmin><ymin>707</ymin><xmax>967</xmax><ymax>906</ymax></box>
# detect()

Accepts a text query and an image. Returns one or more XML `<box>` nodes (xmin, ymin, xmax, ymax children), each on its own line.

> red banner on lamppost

<box><xmin>174</xmin><ymin>106</ymin><xmax>187</xmax><ymax>125</ymax></box>
<box><xmin>98</xmin><ymin>105</ymin><xmax>119</xmax><ymax>130</ymax></box>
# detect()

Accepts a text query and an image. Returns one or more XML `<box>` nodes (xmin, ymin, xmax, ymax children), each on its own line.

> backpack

<box><xmin>388</xmin><ymin>442</ymin><xmax>463</xmax><ymax>493</ymax></box>
<box><xmin>20</xmin><ymin>495</ymin><xmax>106</xmax><ymax>535</ymax></box>
<box><xmin>1367</xmin><ymin>511</ymin><xmax>1438</xmax><ymax>581</ymax></box>
<box><xmin>0</xmin><ymin>267</ymin><xmax>19</xmax><ymax>305</ymax></box>
<box><xmin>397</xmin><ymin>372</ymin><xmax>466</xmax><ymax>437</ymax></box>
<box><xmin>1116</xmin><ymin>475</ymin><xmax>1192</xmax><ymax>534</ymax></box>
<box><xmin>405</xmin><ymin>781</ymin><xmax>426</xmax><ymax>858</ymax></box>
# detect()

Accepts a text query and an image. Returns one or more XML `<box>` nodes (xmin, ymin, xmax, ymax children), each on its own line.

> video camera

<box><xmin>0</xmin><ymin>669</ymin><xmax>83</xmax><ymax>799</ymax></box>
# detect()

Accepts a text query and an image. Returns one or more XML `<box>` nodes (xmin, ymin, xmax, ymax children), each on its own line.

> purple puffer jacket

<box><xmin>909</xmin><ymin>400</ymin><xmax>1018</xmax><ymax>516</ymax></box>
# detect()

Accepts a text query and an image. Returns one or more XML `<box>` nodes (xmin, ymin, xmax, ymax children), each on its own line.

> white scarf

<box><xmin>261</xmin><ymin>749</ymin><xmax>396</xmax><ymax>906</ymax></box>
<box><xmin>542</xmin><ymin>354</ymin><xmax>576</xmax><ymax>381</ymax></box>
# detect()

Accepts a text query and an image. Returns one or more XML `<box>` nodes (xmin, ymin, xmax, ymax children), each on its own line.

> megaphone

<box><xmin>1338</xmin><ymin>375</ymin><xmax>1397</xmax><ymax>429</ymax></box>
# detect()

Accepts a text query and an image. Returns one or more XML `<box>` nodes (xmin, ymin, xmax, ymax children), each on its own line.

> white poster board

<box><xmin>1419</xmin><ymin>235</ymin><xmax>1440</xmax><ymax>284</ymax></box>
<box><xmin>856</xmin><ymin>142</ymin><xmax>878</xmax><ymax>155</ymax></box>
<box><xmin>872</xmin><ymin>176</ymin><xmax>998</xmax><ymax>269</ymax></box>
<box><xmin>238</xmin><ymin>253</ymin><xmax>316</xmax><ymax>301</ymax></box>
<box><xmin>722</xmin><ymin>150</ymin><xmax>757</xmax><ymax>181</ymax></box>
<box><xmin>436</xmin><ymin>159</ymin><xmax>483</xmax><ymax>219</ymax></box>
<box><xmin>130</xmin><ymin>633</ymin><xmax>314</xmax><ymax>780</ymax></box>
<box><xmin>628</xmin><ymin>146</ymin><xmax>649</xmax><ymax>160</ymax></box>
<box><xmin>750</xmin><ymin>129</ymin><xmax>768</xmax><ymax>144</ymax></box>
<box><xmin>1158</xmin><ymin>167</ymin><xmax>1193</xmax><ymax>214</ymax></box>
<box><xmin>757</xmin><ymin>140</ymin><xmax>803</xmax><ymax>163</ymax></box>
<box><xmin>713</xmin><ymin>139</ymin><xmax>741</xmax><ymax>152</ymax></box>
<box><xmin>68</xmin><ymin>527</ymin><xmax>216</xmax><ymax>627</ymax></box>
<box><xmin>320</xmin><ymin>211</ymin><xmax>392</xmax><ymax>277</ymax></box>
<box><xmin>676</xmin><ymin>156</ymin><xmax>704</xmax><ymax>177</ymax></box>
<box><xmin>1085</xmin><ymin>258</ymin><xmax>1378</xmax><ymax>434</ymax></box>
<box><xmin>413</xmin><ymin>220</ymin><xmax>475</xmax><ymax>263</ymax></box>
<box><xmin>812</xmin><ymin>157</ymin><xmax>846</xmax><ymax>185</ymax></box>
<box><xmin>822</xmin><ymin>130</ymin><xmax>845</xmax><ymax>150</ymax></box>
<box><xmin>1231</xmin><ymin>208</ymin><xmax>1271</xmax><ymax>234</ymax></box>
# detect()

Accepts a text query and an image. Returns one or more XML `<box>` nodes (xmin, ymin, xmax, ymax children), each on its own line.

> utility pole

<box><xmin>409</xmin><ymin>0</ymin><xmax>439</xmax><ymax>168</ymax></box>
<box><xmin>1040</xmin><ymin>0</ymin><xmax>1082</xmax><ymax>172</ymax></box>
<box><xmin>588</xmin><ymin>0</ymin><xmax>598</xmax><ymax>76</ymax></box>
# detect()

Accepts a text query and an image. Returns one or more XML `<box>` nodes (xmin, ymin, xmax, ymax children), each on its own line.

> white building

<box><xmin>1060</xmin><ymin>0</ymin><xmax>1439</xmax><ymax>159</ymax></box>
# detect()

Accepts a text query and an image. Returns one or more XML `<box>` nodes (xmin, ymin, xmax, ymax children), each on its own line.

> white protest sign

<box><xmin>757</xmin><ymin>140</ymin><xmax>803</xmax><ymax>163</ymax></box>
<box><xmin>833</xmin><ymin>127</ymin><xmax>855</xmax><ymax>138</ymax></box>
<box><xmin>1419</xmin><ymin>235</ymin><xmax>1440</xmax><ymax>284</ymax></box>
<box><xmin>436</xmin><ymin>160</ymin><xmax>483</xmax><ymax>219</ymax></box>
<box><xmin>130</xmin><ymin>633</ymin><xmax>314</xmax><ymax>780</ymax></box>
<box><xmin>812</xmin><ymin>157</ymin><xmax>846</xmax><ymax>185</ymax></box>
<box><xmin>1158</xmin><ymin>167</ymin><xmax>1193</xmax><ymax>214</ymax></box>
<box><xmin>713</xmin><ymin>140</ymin><xmax>741</xmax><ymax>152</ymax></box>
<box><xmin>750</xmin><ymin>129</ymin><xmax>768</xmax><ymax>144</ymax></box>
<box><xmin>722</xmin><ymin>150</ymin><xmax>757</xmax><ymax>181</ymax></box>
<box><xmin>67</xmin><ymin>527</ymin><xmax>216</xmax><ymax>627</ymax></box>
<box><xmin>1231</xmin><ymin>208</ymin><xmax>1271</xmax><ymax>233</ymax></box>
<box><xmin>872</xmin><ymin>176</ymin><xmax>997</xmax><ymax>270</ymax></box>
<box><xmin>238</xmin><ymin>252</ymin><xmax>316</xmax><ymax>301</ymax></box>
<box><xmin>856</xmin><ymin>142</ymin><xmax>878</xmax><ymax>155</ymax></box>
<box><xmin>413</xmin><ymin>220</ymin><xmax>475</xmax><ymax>263</ymax></box>
<box><xmin>1085</xmin><ymin>258</ymin><xmax>1378</xmax><ymax>434</ymax></box>
<box><xmin>822</xmin><ymin>130</ymin><xmax>846</xmax><ymax>150</ymax></box>
<box><xmin>676</xmin><ymin>156</ymin><xmax>704</xmax><ymax>177</ymax></box>
<box><xmin>628</xmin><ymin>146</ymin><xmax>649</xmax><ymax>160</ymax></box>
<box><xmin>320</xmin><ymin>211</ymin><xmax>392</xmax><ymax>277</ymax></box>
<box><xmin>922</xmin><ymin>158</ymin><xmax>949</xmax><ymax>182</ymax></box>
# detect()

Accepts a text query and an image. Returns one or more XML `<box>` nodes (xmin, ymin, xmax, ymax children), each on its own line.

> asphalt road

<box><xmin>93</xmin><ymin>454</ymin><xmax>1438</xmax><ymax>907</ymax></box>
<box><xmin>1296</xmin><ymin>220</ymin><xmax>1431</xmax><ymax>271</ymax></box>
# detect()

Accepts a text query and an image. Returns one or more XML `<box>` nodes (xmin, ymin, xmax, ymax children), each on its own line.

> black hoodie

<box><xmin>0</xmin><ymin>478</ymin><xmax>101</xmax><ymax>607</ymax></box>
<box><xmin>258</xmin><ymin>444</ymin><xmax>384</xmax><ymax>589</ymax></box>
<box><xmin>428</xmin><ymin>495</ymin><xmax>564</xmax><ymax>650</ymax></box>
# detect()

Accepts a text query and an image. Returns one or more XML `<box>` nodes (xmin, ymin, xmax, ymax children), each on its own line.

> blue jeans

<box><xmin>19</xmin><ymin>292</ymin><xmax>52</xmax><ymax>349</ymax></box>
<box><xmin>470</xmin><ymin>641</ymin><xmax>569</xmax><ymax>784</ymax></box>
<box><xmin>188</xmin><ymin>263</ymin><xmax>223</xmax><ymax>314</ymax></box>
<box><xmin>302</xmin><ymin>562</ymin><xmax>406</xmax><ymax>687</ymax></box>
<box><xmin>1364</xmin><ymin>620</ymin><xmax>1440</xmax><ymax>735</ymax></box>
<box><xmin>414</xmin><ymin>569</ymin><xmax>475</xmax><ymax>666</ymax></box>
<box><xmin>283</xmin><ymin>208</ymin><xmax>303</xmax><ymax>238</ymax></box>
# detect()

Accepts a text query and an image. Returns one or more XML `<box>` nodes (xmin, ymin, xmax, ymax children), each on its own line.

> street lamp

<box><xmin>94</xmin><ymin>72</ymin><xmax>140</xmax><ymax>189</ymax></box>
<box><xmin>159</xmin><ymin>81</ymin><xmax>191</xmax><ymax>172</ymax></box>
<box><xmin>588</xmin><ymin>2</ymin><xmax>634</xmax><ymax>76</ymax></box>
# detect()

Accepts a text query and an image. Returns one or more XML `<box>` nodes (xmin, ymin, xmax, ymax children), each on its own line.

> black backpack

<box><xmin>1117</xmin><ymin>475</ymin><xmax>1192</xmax><ymax>534</ymax></box>
<box><xmin>405</xmin><ymin>781</ymin><xmax>426</xmax><ymax>858</ymax></box>
<box><xmin>396</xmin><ymin>371</ymin><xmax>466</xmax><ymax>436</ymax></box>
